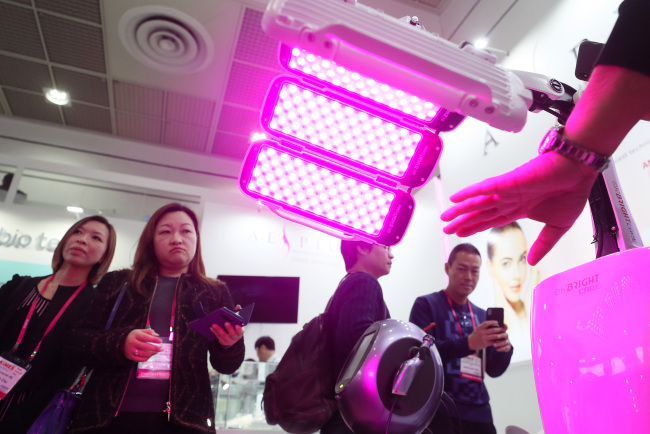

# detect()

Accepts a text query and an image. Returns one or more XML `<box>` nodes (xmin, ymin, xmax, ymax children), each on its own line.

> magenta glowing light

<box><xmin>251</xmin><ymin>146</ymin><xmax>392</xmax><ymax>235</ymax></box>
<box><xmin>531</xmin><ymin>247</ymin><xmax>650</xmax><ymax>433</ymax></box>
<box><xmin>269</xmin><ymin>82</ymin><xmax>416</xmax><ymax>177</ymax></box>
<box><xmin>239</xmin><ymin>140</ymin><xmax>415</xmax><ymax>245</ymax></box>
<box><xmin>281</xmin><ymin>46</ymin><xmax>441</xmax><ymax>122</ymax></box>
<box><xmin>262</xmin><ymin>76</ymin><xmax>442</xmax><ymax>188</ymax></box>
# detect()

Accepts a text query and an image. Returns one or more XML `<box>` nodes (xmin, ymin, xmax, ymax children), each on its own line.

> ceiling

<box><xmin>0</xmin><ymin>0</ymin><xmax>563</xmax><ymax>184</ymax></box>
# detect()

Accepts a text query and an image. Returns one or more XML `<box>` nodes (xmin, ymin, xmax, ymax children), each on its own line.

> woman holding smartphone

<box><xmin>67</xmin><ymin>203</ymin><xmax>245</xmax><ymax>434</ymax></box>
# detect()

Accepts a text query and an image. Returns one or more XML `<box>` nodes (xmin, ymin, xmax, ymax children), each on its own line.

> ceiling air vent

<box><xmin>119</xmin><ymin>5</ymin><xmax>214</xmax><ymax>74</ymax></box>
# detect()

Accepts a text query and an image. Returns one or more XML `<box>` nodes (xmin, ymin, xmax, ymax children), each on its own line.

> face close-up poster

<box><xmin>452</xmin><ymin>220</ymin><xmax>543</xmax><ymax>363</ymax></box>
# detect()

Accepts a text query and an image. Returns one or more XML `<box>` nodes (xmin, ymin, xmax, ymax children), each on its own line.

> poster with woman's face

<box><xmin>455</xmin><ymin>219</ymin><xmax>544</xmax><ymax>363</ymax></box>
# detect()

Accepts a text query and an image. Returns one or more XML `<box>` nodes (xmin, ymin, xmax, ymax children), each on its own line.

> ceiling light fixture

<box><xmin>44</xmin><ymin>88</ymin><xmax>70</xmax><ymax>106</ymax></box>
<box><xmin>474</xmin><ymin>37</ymin><xmax>489</xmax><ymax>49</ymax></box>
<box><xmin>66</xmin><ymin>206</ymin><xmax>84</xmax><ymax>214</ymax></box>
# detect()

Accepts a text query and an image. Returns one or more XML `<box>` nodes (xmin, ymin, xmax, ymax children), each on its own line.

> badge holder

<box><xmin>0</xmin><ymin>350</ymin><xmax>32</xmax><ymax>400</ymax></box>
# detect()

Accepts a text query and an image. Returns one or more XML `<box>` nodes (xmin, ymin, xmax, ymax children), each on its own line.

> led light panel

<box><xmin>239</xmin><ymin>140</ymin><xmax>415</xmax><ymax>245</ymax></box>
<box><xmin>261</xmin><ymin>76</ymin><xmax>442</xmax><ymax>188</ymax></box>
<box><xmin>278</xmin><ymin>45</ymin><xmax>466</xmax><ymax>131</ymax></box>
<box><xmin>262</xmin><ymin>0</ymin><xmax>532</xmax><ymax>132</ymax></box>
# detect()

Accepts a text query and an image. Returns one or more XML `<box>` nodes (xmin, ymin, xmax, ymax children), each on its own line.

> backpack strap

<box><xmin>70</xmin><ymin>282</ymin><xmax>128</xmax><ymax>393</ymax></box>
<box><xmin>322</xmin><ymin>273</ymin><xmax>358</xmax><ymax>328</ymax></box>
<box><xmin>105</xmin><ymin>282</ymin><xmax>128</xmax><ymax>330</ymax></box>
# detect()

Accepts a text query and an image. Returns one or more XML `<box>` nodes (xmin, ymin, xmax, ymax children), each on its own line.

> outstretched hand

<box><xmin>440</xmin><ymin>151</ymin><xmax>599</xmax><ymax>265</ymax></box>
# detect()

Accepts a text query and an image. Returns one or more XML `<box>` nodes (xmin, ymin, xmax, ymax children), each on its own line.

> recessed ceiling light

<box><xmin>44</xmin><ymin>88</ymin><xmax>70</xmax><ymax>105</ymax></box>
<box><xmin>67</xmin><ymin>206</ymin><xmax>84</xmax><ymax>213</ymax></box>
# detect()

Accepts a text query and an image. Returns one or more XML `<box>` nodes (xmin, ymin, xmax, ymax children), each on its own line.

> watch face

<box><xmin>539</xmin><ymin>127</ymin><xmax>559</xmax><ymax>153</ymax></box>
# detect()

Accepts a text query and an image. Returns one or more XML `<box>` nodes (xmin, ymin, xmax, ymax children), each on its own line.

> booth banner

<box><xmin>457</xmin><ymin>220</ymin><xmax>542</xmax><ymax>363</ymax></box>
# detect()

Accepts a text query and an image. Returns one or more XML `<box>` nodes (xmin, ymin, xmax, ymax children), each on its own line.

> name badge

<box><xmin>137</xmin><ymin>343</ymin><xmax>172</xmax><ymax>380</ymax></box>
<box><xmin>460</xmin><ymin>354</ymin><xmax>482</xmax><ymax>382</ymax></box>
<box><xmin>0</xmin><ymin>351</ymin><xmax>31</xmax><ymax>400</ymax></box>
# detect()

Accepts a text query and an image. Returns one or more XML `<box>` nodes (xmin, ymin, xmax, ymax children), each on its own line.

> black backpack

<box><xmin>262</xmin><ymin>310</ymin><xmax>337</xmax><ymax>433</ymax></box>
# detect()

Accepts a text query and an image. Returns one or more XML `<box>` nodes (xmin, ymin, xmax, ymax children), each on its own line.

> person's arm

<box><xmin>441</xmin><ymin>65</ymin><xmax>650</xmax><ymax>265</ymax></box>
<box><xmin>484</xmin><ymin>344</ymin><xmax>512</xmax><ymax>378</ymax></box>
<box><xmin>0</xmin><ymin>274</ymin><xmax>27</xmax><ymax>320</ymax></box>
<box><xmin>206</xmin><ymin>282</ymin><xmax>245</xmax><ymax>375</ymax></box>
<box><xmin>441</xmin><ymin>0</ymin><xmax>650</xmax><ymax>265</ymax></box>
<box><xmin>66</xmin><ymin>271</ymin><xmax>135</xmax><ymax>368</ymax></box>
<box><xmin>333</xmin><ymin>274</ymin><xmax>386</xmax><ymax>366</ymax></box>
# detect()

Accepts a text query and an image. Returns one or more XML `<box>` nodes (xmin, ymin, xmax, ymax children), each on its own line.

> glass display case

<box><xmin>212</xmin><ymin>361</ymin><xmax>283</xmax><ymax>431</ymax></box>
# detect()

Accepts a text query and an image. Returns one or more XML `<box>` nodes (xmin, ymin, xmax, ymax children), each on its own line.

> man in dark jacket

<box><xmin>410</xmin><ymin>243</ymin><xmax>513</xmax><ymax>434</ymax></box>
<box><xmin>320</xmin><ymin>240</ymin><xmax>393</xmax><ymax>434</ymax></box>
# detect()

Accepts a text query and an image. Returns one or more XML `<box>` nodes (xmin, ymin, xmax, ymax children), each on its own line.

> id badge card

<box><xmin>0</xmin><ymin>351</ymin><xmax>32</xmax><ymax>400</ymax></box>
<box><xmin>460</xmin><ymin>354</ymin><xmax>482</xmax><ymax>382</ymax></box>
<box><xmin>137</xmin><ymin>343</ymin><xmax>172</xmax><ymax>380</ymax></box>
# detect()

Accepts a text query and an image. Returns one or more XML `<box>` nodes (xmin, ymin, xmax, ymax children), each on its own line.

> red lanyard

<box><xmin>13</xmin><ymin>275</ymin><xmax>87</xmax><ymax>360</ymax></box>
<box><xmin>145</xmin><ymin>277</ymin><xmax>177</xmax><ymax>341</ymax></box>
<box><xmin>445</xmin><ymin>291</ymin><xmax>476</xmax><ymax>337</ymax></box>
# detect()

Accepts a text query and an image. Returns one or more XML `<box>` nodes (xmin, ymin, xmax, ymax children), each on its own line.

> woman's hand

<box><xmin>124</xmin><ymin>328</ymin><xmax>163</xmax><ymax>361</ymax></box>
<box><xmin>210</xmin><ymin>321</ymin><xmax>245</xmax><ymax>348</ymax></box>
<box><xmin>441</xmin><ymin>152</ymin><xmax>599</xmax><ymax>266</ymax></box>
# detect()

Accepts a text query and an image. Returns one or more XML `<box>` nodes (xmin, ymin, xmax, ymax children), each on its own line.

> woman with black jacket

<box><xmin>0</xmin><ymin>215</ymin><xmax>116</xmax><ymax>432</ymax></box>
<box><xmin>67</xmin><ymin>203</ymin><xmax>245</xmax><ymax>434</ymax></box>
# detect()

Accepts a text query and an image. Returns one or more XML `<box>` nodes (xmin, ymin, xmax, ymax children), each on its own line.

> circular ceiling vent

<box><xmin>119</xmin><ymin>6</ymin><xmax>214</xmax><ymax>74</ymax></box>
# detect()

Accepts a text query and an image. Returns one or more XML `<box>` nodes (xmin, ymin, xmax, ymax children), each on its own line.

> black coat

<box><xmin>0</xmin><ymin>274</ymin><xmax>93</xmax><ymax>432</ymax></box>
<box><xmin>66</xmin><ymin>269</ymin><xmax>245</xmax><ymax>433</ymax></box>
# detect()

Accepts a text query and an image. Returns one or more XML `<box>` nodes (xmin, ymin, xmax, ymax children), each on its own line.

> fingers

<box><xmin>527</xmin><ymin>225</ymin><xmax>570</xmax><ymax>265</ymax></box>
<box><xmin>452</xmin><ymin>214</ymin><xmax>515</xmax><ymax>237</ymax></box>
<box><xmin>494</xmin><ymin>338</ymin><xmax>512</xmax><ymax>352</ymax></box>
<box><xmin>124</xmin><ymin>329</ymin><xmax>163</xmax><ymax>361</ymax></box>
<box><xmin>447</xmin><ymin>176</ymin><xmax>503</xmax><ymax>204</ymax></box>
<box><xmin>441</xmin><ymin>194</ymin><xmax>498</xmax><ymax>223</ymax></box>
<box><xmin>210</xmin><ymin>322</ymin><xmax>245</xmax><ymax>347</ymax></box>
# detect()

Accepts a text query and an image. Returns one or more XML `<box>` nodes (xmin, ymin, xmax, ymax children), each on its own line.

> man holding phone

<box><xmin>409</xmin><ymin>243</ymin><xmax>513</xmax><ymax>434</ymax></box>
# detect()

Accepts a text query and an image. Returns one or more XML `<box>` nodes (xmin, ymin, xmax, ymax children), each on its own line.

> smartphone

<box><xmin>188</xmin><ymin>303</ymin><xmax>254</xmax><ymax>341</ymax></box>
<box><xmin>486</xmin><ymin>307</ymin><xmax>504</xmax><ymax>328</ymax></box>
<box><xmin>575</xmin><ymin>40</ymin><xmax>604</xmax><ymax>81</ymax></box>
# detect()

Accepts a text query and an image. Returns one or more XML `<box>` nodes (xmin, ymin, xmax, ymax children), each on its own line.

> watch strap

<box><xmin>539</xmin><ymin>126</ymin><xmax>610</xmax><ymax>172</ymax></box>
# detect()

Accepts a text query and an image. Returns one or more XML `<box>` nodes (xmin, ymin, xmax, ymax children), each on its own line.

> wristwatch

<box><xmin>538</xmin><ymin>126</ymin><xmax>610</xmax><ymax>172</ymax></box>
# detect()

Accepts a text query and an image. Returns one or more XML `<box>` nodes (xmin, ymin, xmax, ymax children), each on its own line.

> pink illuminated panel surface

<box><xmin>239</xmin><ymin>140</ymin><xmax>415</xmax><ymax>245</ymax></box>
<box><xmin>269</xmin><ymin>81</ymin><xmax>420</xmax><ymax>177</ymax></box>
<box><xmin>282</xmin><ymin>46</ymin><xmax>441</xmax><ymax>122</ymax></box>
<box><xmin>261</xmin><ymin>76</ymin><xmax>442</xmax><ymax>188</ymax></box>
<box><xmin>531</xmin><ymin>247</ymin><xmax>650</xmax><ymax>433</ymax></box>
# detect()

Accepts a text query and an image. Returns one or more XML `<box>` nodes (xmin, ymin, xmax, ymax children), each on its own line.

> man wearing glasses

<box><xmin>321</xmin><ymin>240</ymin><xmax>394</xmax><ymax>434</ymax></box>
<box><xmin>409</xmin><ymin>243</ymin><xmax>513</xmax><ymax>434</ymax></box>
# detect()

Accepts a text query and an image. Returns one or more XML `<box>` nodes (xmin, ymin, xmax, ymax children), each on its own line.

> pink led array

<box><xmin>249</xmin><ymin>146</ymin><xmax>395</xmax><ymax>235</ymax></box>
<box><xmin>269</xmin><ymin>82</ymin><xmax>422</xmax><ymax>177</ymax></box>
<box><xmin>287</xmin><ymin>47</ymin><xmax>440</xmax><ymax>122</ymax></box>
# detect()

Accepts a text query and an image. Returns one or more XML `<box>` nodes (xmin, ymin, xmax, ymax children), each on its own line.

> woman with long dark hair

<box><xmin>67</xmin><ymin>203</ymin><xmax>245</xmax><ymax>434</ymax></box>
<box><xmin>0</xmin><ymin>215</ymin><xmax>116</xmax><ymax>432</ymax></box>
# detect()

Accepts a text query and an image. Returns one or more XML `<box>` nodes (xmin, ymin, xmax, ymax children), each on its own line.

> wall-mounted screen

<box><xmin>217</xmin><ymin>275</ymin><xmax>300</xmax><ymax>324</ymax></box>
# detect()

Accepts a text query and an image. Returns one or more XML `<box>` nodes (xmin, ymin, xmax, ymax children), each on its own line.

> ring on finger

<box><xmin>134</xmin><ymin>349</ymin><xmax>139</xmax><ymax>356</ymax></box>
